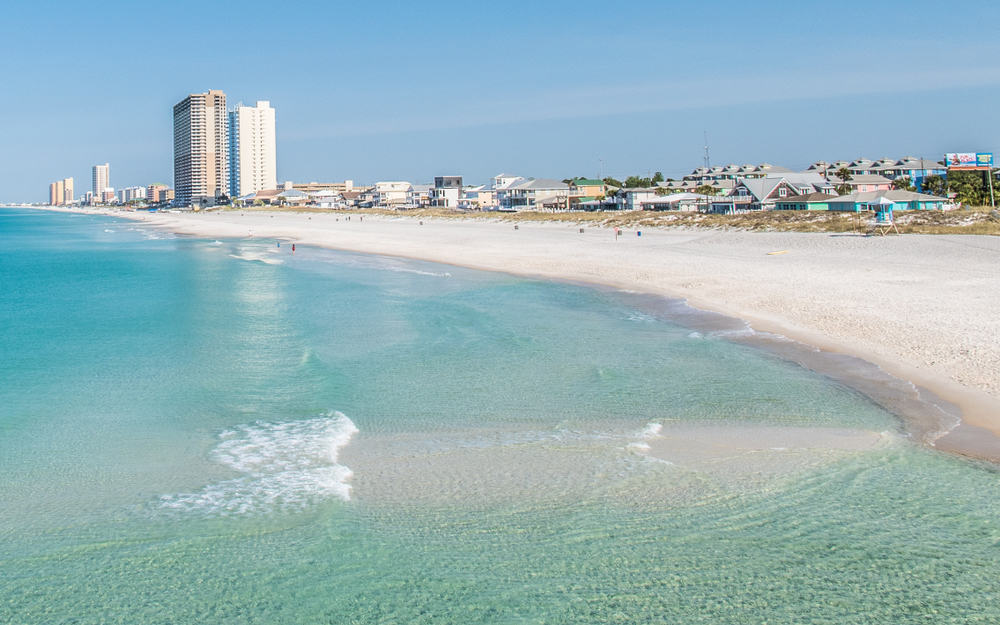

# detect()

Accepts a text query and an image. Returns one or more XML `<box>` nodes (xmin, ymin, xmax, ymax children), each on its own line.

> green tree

<box><xmin>834</xmin><ymin>167</ymin><xmax>854</xmax><ymax>195</ymax></box>
<box><xmin>624</xmin><ymin>175</ymin><xmax>653</xmax><ymax>188</ymax></box>
<box><xmin>891</xmin><ymin>176</ymin><xmax>915</xmax><ymax>192</ymax></box>
<box><xmin>602</xmin><ymin>177</ymin><xmax>623</xmax><ymax>189</ymax></box>
<box><xmin>652</xmin><ymin>171</ymin><xmax>664</xmax><ymax>183</ymax></box>
<box><xmin>695</xmin><ymin>184</ymin><xmax>717</xmax><ymax>196</ymax></box>
<box><xmin>921</xmin><ymin>174</ymin><xmax>947</xmax><ymax>197</ymax></box>
<box><xmin>945</xmin><ymin>170</ymin><xmax>993</xmax><ymax>205</ymax></box>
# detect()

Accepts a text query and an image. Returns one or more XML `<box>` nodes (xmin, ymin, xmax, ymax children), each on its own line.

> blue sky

<box><xmin>2</xmin><ymin>0</ymin><xmax>999</xmax><ymax>201</ymax></box>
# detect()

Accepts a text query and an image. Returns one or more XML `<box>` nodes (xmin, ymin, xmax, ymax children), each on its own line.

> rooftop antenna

<box><xmin>703</xmin><ymin>131</ymin><xmax>711</xmax><ymax>170</ymax></box>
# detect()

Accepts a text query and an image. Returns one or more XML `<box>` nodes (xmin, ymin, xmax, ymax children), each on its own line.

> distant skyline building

<box><xmin>92</xmin><ymin>163</ymin><xmax>109</xmax><ymax>197</ymax></box>
<box><xmin>47</xmin><ymin>177</ymin><xmax>73</xmax><ymax>205</ymax></box>
<box><xmin>173</xmin><ymin>89</ymin><xmax>228</xmax><ymax>206</ymax></box>
<box><xmin>119</xmin><ymin>186</ymin><xmax>146</xmax><ymax>203</ymax></box>
<box><xmin>147</xmin><ymin>183</ymin><xmax>174</xmax><ymax>204</ymax></box>
<box><xmin>228</xmin><ymin>100</ymin><xmax>276</xmax><ymax>198</ymax></box>
<box><xmin>49</xmin><ymin>180</ymin><xmax>63</xmax><ymax>206</ymax></box>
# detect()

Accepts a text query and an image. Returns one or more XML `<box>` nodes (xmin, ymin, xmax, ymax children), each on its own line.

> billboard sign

<box><xmin>945</xmin><ymin>152</ymin><xmax>993</xmax><ymax>169</ymax></box>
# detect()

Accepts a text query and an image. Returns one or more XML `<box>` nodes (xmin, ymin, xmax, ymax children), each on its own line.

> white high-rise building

<box><xmin>92</xmin><ymin>163</ymin><xmax>109</xmax><ymax>197</ymax></box>
<box><xmin>228</xmin><ymin>100</ymin><xmax>277</xmax><ymax>198</ymax></box>
<box><xmin>173</xmin><ymin>90</ymin><xmax>228</xmax><ymax>206</ymax></box>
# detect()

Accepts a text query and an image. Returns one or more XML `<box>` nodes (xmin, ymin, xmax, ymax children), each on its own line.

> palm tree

<box><xmin>834</xmin><ymin>167</ymin><xmax>853</xmax><ymax>195</ymax></box>
<box><xmin>892</xmin><ymin>177</ymin><xmax>915</xmax><ymax>192</ymax></box>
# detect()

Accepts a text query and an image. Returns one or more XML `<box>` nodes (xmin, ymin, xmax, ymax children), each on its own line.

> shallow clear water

<box><xmin>1</xmin><ymin>207</ymin><xmax>998</xmax><ymax>623</ymax></box>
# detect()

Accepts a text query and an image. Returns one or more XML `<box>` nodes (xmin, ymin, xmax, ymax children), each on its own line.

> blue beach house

<box><xmin>825</xmin><ymin>190</ymin><xmax>948</xmax><ymax>212</ymax></box>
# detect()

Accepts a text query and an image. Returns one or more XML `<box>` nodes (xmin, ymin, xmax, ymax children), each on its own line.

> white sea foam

<box><xmin>229</xmin><ymin>252</ymin><xmax>284</xmax><ymax>265</ymax></box>
<box><xmin>626</xmin><ymin>422</ymin><xmax>665</xmax><ymax>457</ymax></box>
<box><xmin>708</xmin><ymin>327</ymin><xmax>757</xmax><ymax>339</ymax></box>
<box><xmin>640</xmin><ymin>422</ymin><xmax>663</xmax><ymax>439</ymax></box>
<box><xmin>103</xmin><ymin>228</ymin><xmax>115</xmax><ymax>233</ymax></box>
<box><xmin>384</xmin><ymin>265</ymin><xmax>451</xmax><ymax>278</ymax></box>
<box><xmin>159</xmin><ymin>411</ymin><xmax>359</xmax><ymax>515</ymax></box>
<box><xmin>625</xmin><ymin>311</ymin><xmax>655</xmax><ymax>323</ymax></box>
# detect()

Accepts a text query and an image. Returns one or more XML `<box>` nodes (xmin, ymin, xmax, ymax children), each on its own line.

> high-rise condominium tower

<box><xmin>49</xmin><ymin>180</ymin><xmax>64</xmax><ymax>206</ymax></box>
<box><xmin>173</xmin><ymin>90</ymin><xmax>228</xmax><ymax>206</ymax></box>
<box><xmin>228</xmin><ymin>101</ymin><xmax>277</xmax><ymax>198</ymax></box>
<box><xmin>63</xmin><ymin>177</ymin><xmax>74</xmax><ymax>204</ymax></box>
<box><xmin>92</xmin><ymin>164</ymin><xmax>109</xmax><ymax>197</ymax></box>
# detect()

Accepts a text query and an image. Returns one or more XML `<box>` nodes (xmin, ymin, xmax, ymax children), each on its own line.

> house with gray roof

<box><xmin>826</xmin><ymin>173</ymin><xmax>893</xmax><ymax>192</ymax></box>
<box><xmin>826</xmin><ymin>190</ymin><xmax>948</xmax><ymax>212</ymax></box>
<box><xmin>499</xmin><ymin>178</ymin><xmax>569</xmax><ymax>211</ymax></box>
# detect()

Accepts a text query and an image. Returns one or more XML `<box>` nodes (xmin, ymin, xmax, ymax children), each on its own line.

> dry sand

<box><xmin>43</xmin><ymin>207</ymin><xmax>1000</xmax><ymax>460</ymax></box>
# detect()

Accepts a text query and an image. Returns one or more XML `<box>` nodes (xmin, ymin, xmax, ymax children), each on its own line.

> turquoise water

<box><xmin>1</xmin><ymin>207</ymin><xmax>998</xmax><ymax>623</ymax></box>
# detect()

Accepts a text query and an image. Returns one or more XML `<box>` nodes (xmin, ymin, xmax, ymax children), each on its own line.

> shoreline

<box><xmin>26</xmin><ymin>205</ymin><xmax>1000</xmax><ymax>462</ymax></box>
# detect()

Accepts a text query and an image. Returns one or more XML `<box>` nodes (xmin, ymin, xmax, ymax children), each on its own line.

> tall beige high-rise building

<box><xmin>228</xmin><ymin>100</ymin><xmax>277</xmax><ymax>198</ymax></box>
<box><xmin>63</xmin><ymin>177</ymin><xmax>74</xmax><ymax>205</ymax></box>
<box><xmin>173</xmin><ymin>90</ymin><xmax>228</xmax><ymax>206</ymax></box>
<box><xmin>92</xmin><ymin>163</ymin><xmax>109</xmax><ymax>197</ymax></box>
<box><xmin>49</xmin><ymin>180</ymin><xmax>64</xmax><ymax>206</ymax></box>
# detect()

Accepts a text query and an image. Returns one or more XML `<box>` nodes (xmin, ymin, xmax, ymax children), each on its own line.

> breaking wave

<box><xmin>159</xmin><ymin>411</ymin><xmax>359</xmax><ymax>516</ymax></box>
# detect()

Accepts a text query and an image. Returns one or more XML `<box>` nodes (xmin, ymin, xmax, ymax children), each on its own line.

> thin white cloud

<box><xmin>285</xmin><ymin>63</ymin><xmax>1000</xmax><ymax>140</ymax></box>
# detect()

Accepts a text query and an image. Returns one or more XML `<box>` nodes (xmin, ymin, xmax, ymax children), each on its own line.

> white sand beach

<box><xmin>48</xmin><ymin>207</ymin><xmax>1000</xmax><ymax>459</ymax></box>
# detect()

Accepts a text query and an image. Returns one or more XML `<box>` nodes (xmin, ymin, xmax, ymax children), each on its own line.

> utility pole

<box><xmin>989</xmin><ymin>159</ymin><xmax>996</xmax><ymax>208</ymax></box>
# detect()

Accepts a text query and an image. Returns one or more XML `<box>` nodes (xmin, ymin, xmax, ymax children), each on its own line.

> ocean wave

<box><xmin>383</xmin><ymin>265</ymin><xmax>451</xmax><ymax>278</ymax></box>
<box><xmin>640</xmin><ymin>422</ymin><xmax>663</xmax><ymax>439</ymax></box>
<box><xmin>159</xmin><ymin>411</ymin><xmax>359</xmax><ymax>515</ymax></box>
<box><xmin>626</xmin><ymin>422</ymin><xmax>671</xmax><ymax>462</ymax></box>
<box><xmin>625</xmin><ymin>311</ymin><xmax>655</xmax><ymax>323</ymax></box>
<box><xmin>228</xmin><ymin>252</ymin><xmax>284</xmax><ymax>265</ymax></box>
<box><xmin>708</xmin><ymin>327</ymin><xmax>756</xmax><ymax>339</ymax></box>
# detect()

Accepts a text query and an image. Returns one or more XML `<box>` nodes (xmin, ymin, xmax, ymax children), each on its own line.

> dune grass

<box><xmin>222</xmin><ymin>205</ymin><xmax>1000</xmax><ymax>235</ymax></box>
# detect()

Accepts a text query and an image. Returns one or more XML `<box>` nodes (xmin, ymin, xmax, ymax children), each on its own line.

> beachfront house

<box><xmin>430</xmin><ymin>176</ymin><xmax>462</xmax><ymax>208</ymax></box>
<box><xmin>639</xmin><ymin>192</ymin><xmax>711</xmax><ymax>211</ymax></box>
<box><xmin>568</xmin><ymin>178</ymin><xmax>606</xmax><ymax>208</ymax></box>
<box><xmin>775</xmin><ymin>172</ymin><xmax>837</xmax><ymax>196</ymax></box>
<box><xmin>373</xmin><ymin>181</ymin><xmax>412</xmax><ymax>208</ymax></box>
<box><xmin>774</xmin><ymin>192</ymin><xmax>839</xmax><ymax>210</ymax></box>
<box><xmin>658</xmin><ymin>179</ymin><xmax>735</xmax><ymax>195</ymax></box>
<box><xmin>826</xmin><ymin>173</ymin><xmax>893</xmax><ymax>193</ymax></box>
<box><xmin>710</xmin><ymin>177</ymin><xmax>801</xmax><ymax>213</ymax></box>
<box><xmin>276</xmin><ymin>189</ymin><xmax>309</xmax><ymax>206</ymax></box>
<box><xmin>683</xmin><ymin>163</ymin><xmax>794</xmax><ymax>183</ymax></box>
<box><xmin>826</xmin><ymin>190</ymin><xmax>948</xmax><ymax>212</ymax></box>
<box><xmin>615</xmin><ymin>188</ymin><xmax>658</xmax><ymax>211</ymax></box>
<box><xmin>492</xmin><ymin>174</ymin><xmax>526</xmax><ymax>211</ymax></box>
<box><xmin>459</xmin><ymin>185</ymin><xmax>495</xmax><ymax>210</ymax></box>
<box><xmin>500</xmin><ymin>178</ymin><xmax>569</xmax><ymax>211</ymax></box>
<box><xmin>407</xmin><ymin>184</ymin><xmax>432</xmax><ymax>208</ymax></box>
<box><xmin>878</xmin><ymin>157</ymin><xmax>947</xmax><ymax>191</ymax></box>
<box><xmin>308</xmin><ymin>189</ymin><xmax>344</xmax><ymax>209</ymax></box>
